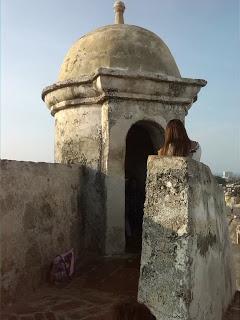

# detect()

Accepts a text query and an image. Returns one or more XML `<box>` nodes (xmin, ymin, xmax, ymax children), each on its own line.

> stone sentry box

<box><xmin>42</xmin><ymin>4</ymin><xmax>206</xmax><ymax>255</ymax></box>
<box><xmin>42</xmin><ymin>68</ymin><xmax>206</xmax><ymax>255</ymax></box>
<box><xmin>138</xmin><ymin>156</ymin><xmax>236</xmax><ymax>320</ymax></box>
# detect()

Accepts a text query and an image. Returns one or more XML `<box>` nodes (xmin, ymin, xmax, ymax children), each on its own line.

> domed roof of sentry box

<box><xmin>58</xmin><ymin>1</ymin><xmax>181</xmax><ymax>81</ymax></box>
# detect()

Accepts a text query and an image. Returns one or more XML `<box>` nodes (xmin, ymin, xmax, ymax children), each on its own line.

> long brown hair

<box><xmin>159</xmin><ymin>119</ymin><xmax>191</xmax><ymax>156</ymax></box>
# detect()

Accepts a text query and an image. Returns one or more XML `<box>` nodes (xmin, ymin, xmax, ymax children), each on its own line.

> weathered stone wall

<box><xmin>55</xmin><ymin>106</ymin><xmax>106</xmax><ymax>253</ymax></box>
<box><xmin>55</xmin><ymin>106</ymin><xmax>102</xmax><ymax>165</ymax></box>
<box><xmin>43</xmin><ymin>67</ymin><xmax>206</xmax><ymax>255</ymax></box>
<box><xmin>138</xmin><ymin>157</ymin><xmax>236</xmax><ymax>320</ymax></box>
<box><xmin>0</xmin><ymin>160</ymin><xmax>84</xmax><ymax>307</ymax></box>
<box><xmin>53</xmin><ymin>98</ymin><xmax>186</xmax><ymax>255</ymax></box>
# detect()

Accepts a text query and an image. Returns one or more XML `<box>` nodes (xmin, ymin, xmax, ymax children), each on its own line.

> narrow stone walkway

<box><xmin>1</xmin><ymin>255</ymin><xmax>140</xmax><ymax>320</ymax></box>
<box><xmin>1</xmin><ymin>255</ymin><xmax>239</xmax><ymax>320</ymax></box>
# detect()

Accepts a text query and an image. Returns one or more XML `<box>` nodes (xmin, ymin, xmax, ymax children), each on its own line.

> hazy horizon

<box><xmin>1</xmin><ymin>0</ymin><xmax>239</xmax><ymax>173</ymax></box>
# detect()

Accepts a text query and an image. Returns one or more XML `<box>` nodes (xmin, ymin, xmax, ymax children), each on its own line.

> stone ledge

<box><xmin>42</xmin><ymin>67</ymin><xmax>207</xmax><ymax>99</ymax></box>
<box><xmin>42</xmin><ymin>68</ymin><xmax>206</xmax><ymax>116</ymax></box>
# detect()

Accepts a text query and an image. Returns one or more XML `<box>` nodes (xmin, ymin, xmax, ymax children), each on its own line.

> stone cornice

<box><xmin>42</xmin><ymin>67</ymin><xmax>207</xmax><ymax>99</ymax></box>
<box><xmin>47</xmin><ymin>93</ymin><xmax>192</xmax><ymax>116</ymax></box>
<box><xmin>42</xmin><ymin>67</ymin><xmax>207</xmax><ymax>115</ymax></box>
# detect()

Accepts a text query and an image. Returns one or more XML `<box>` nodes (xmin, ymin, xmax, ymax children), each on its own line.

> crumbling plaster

<box><xmin>138</xmin><ymin>157</ymin><xmax>236</xmax><ymax>320</ymax></box>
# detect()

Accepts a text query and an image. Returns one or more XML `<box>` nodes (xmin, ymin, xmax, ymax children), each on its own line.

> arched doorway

<box><xmin>125</xmin><ymin>121</ymin><xmax>164</xmax><ymax>252</ymax></box>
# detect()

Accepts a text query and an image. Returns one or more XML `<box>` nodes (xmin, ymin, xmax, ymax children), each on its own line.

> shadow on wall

<box><xmin>0</xmin><ymin>160</ymin><xmax>107</xmax><ymax>308</ymax></box>
<box><xmin>79</xmin><ymin>165</ymin><xmax>107</xmax><ymax>254</ymax></box>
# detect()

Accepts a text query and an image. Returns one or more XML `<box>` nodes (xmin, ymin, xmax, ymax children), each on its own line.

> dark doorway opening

<box><xmin>125</xmin><ymin>121</ymin><xmax>164</xmax><ymax>253</ymax></box>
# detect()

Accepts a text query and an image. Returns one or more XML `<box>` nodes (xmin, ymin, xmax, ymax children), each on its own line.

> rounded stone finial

<box><xmin>114</xmin><ymin>1</ymin><xmax>125</xmax><ymax>24</ymax></box>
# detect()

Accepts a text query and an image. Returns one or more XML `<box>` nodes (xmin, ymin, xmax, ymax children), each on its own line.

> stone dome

<box><xmin>58</xmin><ymin>24</ymin><xmax>181</xmax><ymax>81</ymax></box>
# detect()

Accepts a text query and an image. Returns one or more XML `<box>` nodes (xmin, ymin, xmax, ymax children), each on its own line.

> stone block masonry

<box><xmin>0</xmin><ymin>160</ymin><xmax>84</xmax><ymax>307</ymax></box>
<box><xmin>138</xmin><ymin>156</ymin><xmax>236</xmax><ymax>320</ymax></box>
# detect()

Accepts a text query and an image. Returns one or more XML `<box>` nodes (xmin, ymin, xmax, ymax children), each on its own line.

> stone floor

<box><xmin>1</xmin><ymin>255</ymin><xmax>140</xmax><ymax>320</ymax></box>
<box><xmin>1</xmin><ymin>254</ymin><xmax>240</xmax><ymax>320</ymax></box>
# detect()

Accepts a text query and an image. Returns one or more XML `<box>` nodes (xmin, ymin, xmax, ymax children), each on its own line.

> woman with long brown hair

<box><xmin>158</xmin><ymin>119</ymin><xmax>201</xmax><ymax>160</ymax></box>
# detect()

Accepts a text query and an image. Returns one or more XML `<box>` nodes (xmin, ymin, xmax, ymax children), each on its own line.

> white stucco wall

<box><xmin>55</xmin><ymin>106</ymin><xmax>106</xmax><ymax>253</ymax></box>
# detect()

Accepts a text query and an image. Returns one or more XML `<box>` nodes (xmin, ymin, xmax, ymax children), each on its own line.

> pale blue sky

<box><xmin>1</xmin><ymin>0</ymin><xmax>239</xmax><ymax>174</ymax></box>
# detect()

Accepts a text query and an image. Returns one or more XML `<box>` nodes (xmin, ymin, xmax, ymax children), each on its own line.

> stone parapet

<box><xmin>138</xmin><ymin>157</ymin><xmax>236</xmax><ymax>320</ymax></box>
<box><xmin>0</xmin><ymin>160</ymin><xmax>84</xmax><ymax>307</ymax></box>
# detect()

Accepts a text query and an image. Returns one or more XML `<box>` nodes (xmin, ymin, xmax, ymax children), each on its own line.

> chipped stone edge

<box><xmin>42</xmin><ymin>67</ymin><xmax>207</xmax><ymax>100</ymax></box>
<box><xmin>42</xmin><ymin>68</ymin><xmax>207</xmax><ymax>116</ymax></box>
